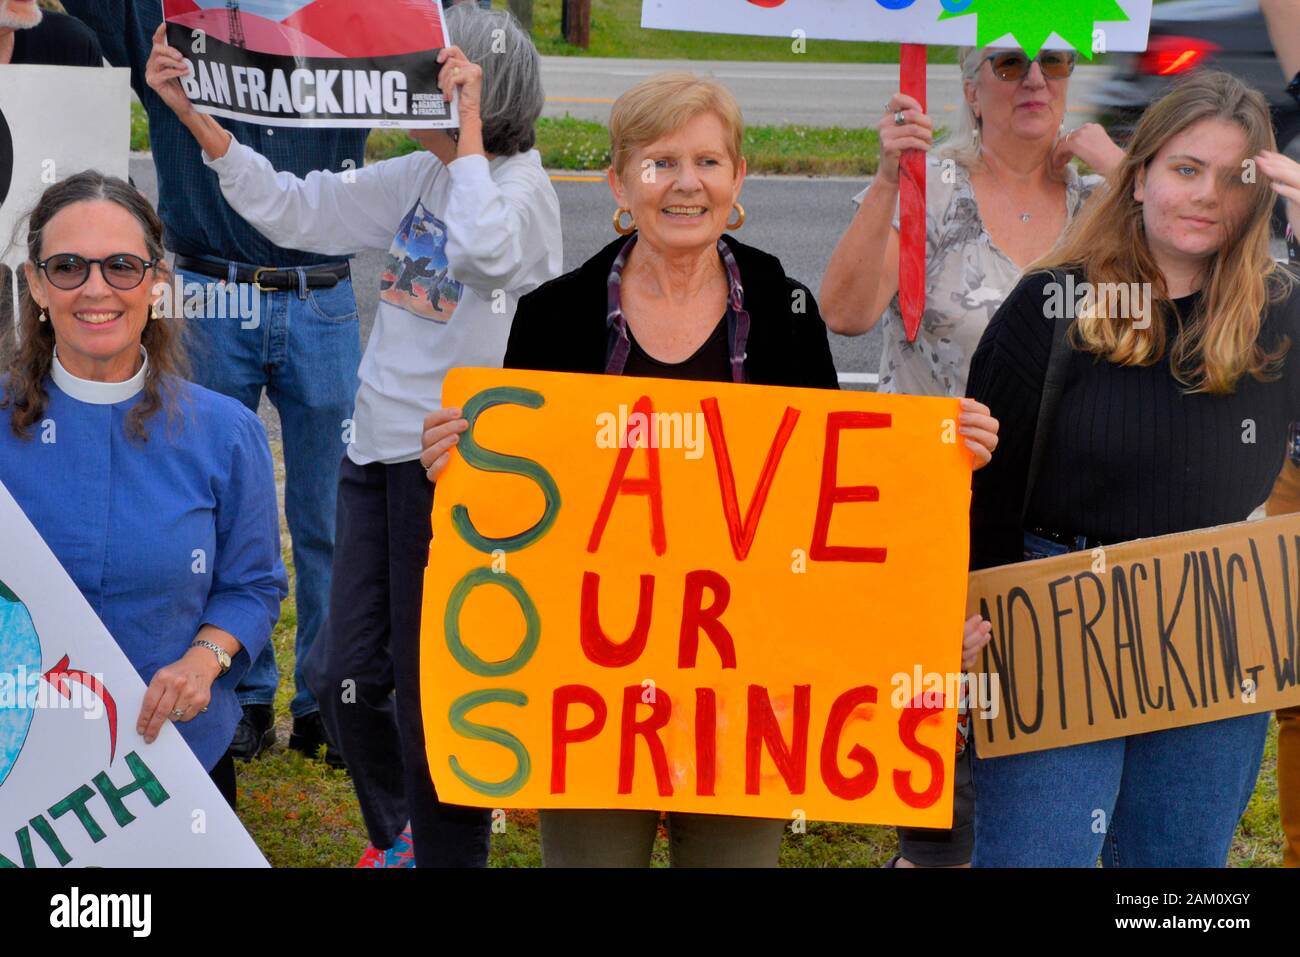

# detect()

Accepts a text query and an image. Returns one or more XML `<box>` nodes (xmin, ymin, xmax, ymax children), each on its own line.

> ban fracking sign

<box><xmin>0</xmin><ymin>483</ymin><xmax>265</xmax><ymax>867</ymax></box>
<box><xmin>420</xmin><ymin>368</ymin><xmax>974</xmax><ymax>828</ymax></box>
<box><xmin>163</xmin><ymin>0</ymin><xmax>457</xmax><ymax>129</ymax></box>
<box><xmin>642</xmin><ymin>0</ymin><xmax>1154</xmax><ymax>56</ymax></box>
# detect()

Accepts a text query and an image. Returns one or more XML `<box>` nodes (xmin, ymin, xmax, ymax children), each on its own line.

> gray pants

<box><xmin>540</xmin><ymin>810</ymin><xmax>787</xmax><ymax>867</ymax></box>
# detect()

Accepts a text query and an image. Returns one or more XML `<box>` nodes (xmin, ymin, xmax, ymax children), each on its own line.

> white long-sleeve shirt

<box><xmin>204</xmin><ymin>141</ymin><xmax>563</xmax><ymax>465</ymax></box>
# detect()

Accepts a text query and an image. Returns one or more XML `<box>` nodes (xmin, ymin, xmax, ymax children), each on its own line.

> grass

<box><xmin>523</xmin><ymin>0</ymin><xmax>952</xmax><ymax>64</ymax></box>
<box><xmin>364</xmin><ymin>115</ymin><xmax>884</xmax><ymax>175</ymax></box>
<box><xmin>133</xmin><ymin>102</ymin><xmax>881</xmax><ymax>176</ymax></box>
<box><xmin>237</xmin><ymin>437</ymin><xmax>1287</xmax><ymax>868</ymax></box>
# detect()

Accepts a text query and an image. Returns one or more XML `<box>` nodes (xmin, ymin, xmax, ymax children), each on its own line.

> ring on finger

<box><xmin>894</xmin><ymin>110</ymin><xmax>907</xmax><ymax>126</ymax></box>
<box><xmin>171</xmin><ymin>707</ymin><xmax>186</xmax><ymax>720</ymax></box>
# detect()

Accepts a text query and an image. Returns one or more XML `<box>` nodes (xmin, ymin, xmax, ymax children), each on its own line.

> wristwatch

<box><xmin>1288</xmin><ymin>71</ymin><xmax>1300</xmax><ymax>106</ymax></box>
<box><xmin>192</xmin><ymin>639</ymin><xmax>232</xmax><ymax>677</ymax></box>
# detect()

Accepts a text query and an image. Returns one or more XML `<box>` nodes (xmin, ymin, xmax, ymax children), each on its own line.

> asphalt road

<box><xmin>128</xmin><ymin>156</ymin><xmax>880</xmax><ymax>443</ymax></box>
<box><xmin>539</xmin><ymin>58</ymin><xmax>1115</xmax><ymax>128</ymax></box>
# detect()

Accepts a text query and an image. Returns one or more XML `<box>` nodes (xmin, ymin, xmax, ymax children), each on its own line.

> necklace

<box><xmin>977</xmin><ymin>148</ymin><xmax>1038</xmax><ymax>223</ymax></box>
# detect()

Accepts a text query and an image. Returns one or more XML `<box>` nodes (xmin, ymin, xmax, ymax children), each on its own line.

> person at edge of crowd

<box><xmin>0</xmin><ymin>0</ymin><xmax>104</xmax><ymax>328</ymax></box>
<box><xmin>966</xmin><ymin>70</ymin><xmax>1300</xmax><ymax>867</ymax></box>
<box><xmin>147</xmin><ymin>3</ymin><xmax>561</xmax><ymax>868</ymax></box>
<box><xmin>0</xmin><ymin>0</ymin><xmax>100</xmax><ymax>65</ymax></box>
<box><xmin>818</xmin><ymin>45</ymin><xmax>1123</xmax><ymax>869</ymax></box>
<box><xmin>63</xmin><ymin>0</ymin><xmax>367</xmax><ymax>766</ymax></box>
<box><xmin>0</xmin><ymin>172</ymin><xmax>287</xmax><ymax>808</ymax></box>
<box><xmin>419</xmin><ymin>71</ymin><xmax>1002</xmax><ymax>868</ymax></box>
<box><xmin>1260</xmin><ymin>0</ymin><xmax>1300</xmax><ymax>870</ymax></box>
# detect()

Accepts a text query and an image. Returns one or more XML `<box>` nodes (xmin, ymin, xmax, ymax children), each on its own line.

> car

<box><xmin>1091</xmin><ymin>0</ymin><xmax>1299</xmax><ymax>232</ymax></box>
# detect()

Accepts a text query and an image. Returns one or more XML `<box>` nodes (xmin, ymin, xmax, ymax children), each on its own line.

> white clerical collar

<box><xmin>51</xmin><ymin>348</ymin><xmax>148</xmax><ymax>405</ymax></box>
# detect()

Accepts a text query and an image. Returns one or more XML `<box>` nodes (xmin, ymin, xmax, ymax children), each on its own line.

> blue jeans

<box><xmin>178</xmin><ymin>265</ymin><xmax>360</xmax><ymax>718</ymax></box>
<box><xmin>971</xmin><ymin>530</ymin><xmax>1271</xmax><ymax>867</ymax></box>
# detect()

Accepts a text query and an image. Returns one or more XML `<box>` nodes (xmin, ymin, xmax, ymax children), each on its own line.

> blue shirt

<box><xmin>0</xmin><ymin>376</ymin><xmax>288</xmax><ymax>770</ymax></box>
<box><xmin>62</xmin><ymin>0</ymin><xmax>368</xmax><ymax>267</ymax></box>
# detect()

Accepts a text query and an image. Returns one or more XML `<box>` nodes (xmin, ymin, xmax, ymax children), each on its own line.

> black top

<box><xmin>623</xmin><ymin>315</ymin><xmax>733</xmax><ymax>382</ymax></box>
<box><xmin>504</xmin><ymin>233</ymin><xmax>840</xmax><ymax>391</ymax></box>
<box><xmin>967</xmin><ymin>267</ymin><xmax>1300</xmax><ymax>571</ymax></box>
<box><xmin>9</xmin><ymin>11</ymin><xmax>103</xmax><ymax>66</ymax></box>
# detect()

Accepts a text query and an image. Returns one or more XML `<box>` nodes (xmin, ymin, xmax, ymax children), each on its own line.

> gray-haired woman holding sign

<box><xmin>820</xmin><ymin>45</ymin><xmax>1123</xmax><ymax>868</ymax></box>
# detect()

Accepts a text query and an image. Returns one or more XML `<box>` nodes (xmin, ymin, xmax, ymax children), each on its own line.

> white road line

<box><xmin>837</xmin><ymin>372</ymin><xmax>880</xmax><ymax>385</ymax></box>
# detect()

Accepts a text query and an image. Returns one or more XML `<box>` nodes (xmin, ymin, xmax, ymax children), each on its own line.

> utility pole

<box><xmin>563</xmin><ymin>0</ymin><xmax>590</xmax><ymax>49</ymax></box>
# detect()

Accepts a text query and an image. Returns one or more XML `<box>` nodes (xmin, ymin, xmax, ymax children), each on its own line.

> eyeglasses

<box><xmin>984</xmin><ymin>51</ymin><xmax>1077</xmax><ymax>82</ymax></box>
<box><xmin>35</xmin><ymin>253</ymin><xmax>157</xmax><ymax>291</ymax></box>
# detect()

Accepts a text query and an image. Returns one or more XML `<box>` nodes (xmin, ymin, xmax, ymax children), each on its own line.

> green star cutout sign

<box><xmin>938</xmin><ymin>0</ymin><xmax>1130</xmax><ymax>60</ymax></box>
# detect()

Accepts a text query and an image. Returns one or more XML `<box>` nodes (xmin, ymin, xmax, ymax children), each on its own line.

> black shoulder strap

<box><xmin>1021</xmin><ymin>275</ymin><xmax>1074</xmax><ymax>526</ymax></box>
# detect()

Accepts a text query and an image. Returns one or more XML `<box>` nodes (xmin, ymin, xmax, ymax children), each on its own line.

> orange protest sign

<box><xmin>420</xmin><ymin>368</ymin><xmax>973</xmax><ymax>827</ymax></box>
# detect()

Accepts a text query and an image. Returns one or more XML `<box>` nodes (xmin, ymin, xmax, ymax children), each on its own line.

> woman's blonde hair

<box><xmin>1037</xmin><ymin>70</ymin><xmax>1289</xmax><ymax>395</ymax></box>
<box><xmin>609</xmin><ymin>72</ymin><xmax>744</xmax><ymax>178</ymax></box>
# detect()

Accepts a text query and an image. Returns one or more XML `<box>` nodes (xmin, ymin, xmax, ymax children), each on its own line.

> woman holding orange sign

<box><xmin>422</xmin><ymin>71</ymin><xmax>1001</xmax><ymax>867</ymax></box>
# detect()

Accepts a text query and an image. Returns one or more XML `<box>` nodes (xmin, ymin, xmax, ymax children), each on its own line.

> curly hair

<box><xmin>2</xmin><ymin>171</ymin><xmax>188</xmax><ymax>442</ymax></box>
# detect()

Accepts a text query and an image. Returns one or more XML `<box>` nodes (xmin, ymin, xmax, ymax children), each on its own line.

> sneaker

<box><xmin>228</xmin><ymin>703</ymin><xmax>275</xmax><ymax>760</ymax></box>
<box><xmin>383</xmin><ymin>826</ymin><xmax>416</xmax><ymax>867</ymax></box>
<box><xmin>288</xmin><ymin>711</ymin><xmax>347</xmax><ymax>770</ymax></box>
<box><xmin>354</xmin><ymin>825</ymin><xmax>416</xmax><ymax>868</ymax></box>
<box><xmin>354</xmin><ymin>844</ymin><xmax>385</xmax><ymax>868</ymax></box>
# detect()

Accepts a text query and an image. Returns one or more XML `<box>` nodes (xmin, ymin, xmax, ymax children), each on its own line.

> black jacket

<box><xmin>503</xmin><ymin>233</ymin><xmax>839</xmax><ymax>390</ymax></box>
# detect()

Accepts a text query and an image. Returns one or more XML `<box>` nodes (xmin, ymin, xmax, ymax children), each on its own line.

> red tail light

<box><xmin>1138</xmin><ymin>35</ymin><xmax>1220</xmax><ymax>76</ymax></box>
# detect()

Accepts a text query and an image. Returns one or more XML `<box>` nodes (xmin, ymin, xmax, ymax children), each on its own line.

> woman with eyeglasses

<box><xmin>0</xmin><ymin>172</ymin><xmax>288</xmax><ymax>809</ymax></box>
<box><xmin>819</xmin><ymin>46</ymin><xmax>1124</xmax><ymax>869</ymax></box>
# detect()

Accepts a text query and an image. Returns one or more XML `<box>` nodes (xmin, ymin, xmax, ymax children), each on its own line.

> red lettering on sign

<box><xmin>588</xmin><ymin>394</ymin><xmax>666</xmax><ymax>556</ymax></box>
<box><xmin>810</xmin><ymin>411</ymin><xmax>891</xmax><ymax>563</ymax></box>
<box><xmin>551</xmin><ymin>684</ymin><xmax>607</xmax><ymax>794</ymax></box>
<box><xmin>618</xmin><ymin>683</ymin><xmax>674</xmax><ymax>796</ymax></box>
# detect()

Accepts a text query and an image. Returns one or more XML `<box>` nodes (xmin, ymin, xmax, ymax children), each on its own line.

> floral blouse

<box><xmin>852</xmin><ymin>156</ymin><xmax>1102</xmax><ymax>398</ymax></box>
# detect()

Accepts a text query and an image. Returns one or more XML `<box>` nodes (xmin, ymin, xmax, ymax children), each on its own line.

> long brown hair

<box><xmin>2</xmin><ymin>172</ymin><xmax>188</xmax><ymax>441</ymax></box>
<box><xmin>1037</xmin><ymin>70</ymin><xmax>1290</xmax><ymax>394</ymax></box>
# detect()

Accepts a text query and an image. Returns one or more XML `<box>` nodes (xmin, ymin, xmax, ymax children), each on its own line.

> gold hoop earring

<box><xmin>613</xmin><ymin>207</ymin><xmax>636</xmax><ymax>236</ymax></box>
<box><xmin>726</xmin><ymin>203</ymin><xmax>746</xmax><ymax>230</ymax></box>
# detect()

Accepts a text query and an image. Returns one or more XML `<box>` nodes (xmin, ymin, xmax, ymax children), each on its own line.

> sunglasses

<box><xmin>35</xmin><ymin>253</ymin><xmax>157</xmax><ymax>291</ymax></box>
<box><xmin>984</xmin><ymin>51</ymin><xmax>1077</xmax><ymax>82</ymax></box>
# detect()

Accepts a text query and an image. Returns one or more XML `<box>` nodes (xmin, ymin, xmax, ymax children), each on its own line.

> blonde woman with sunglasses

<box><xmin>820</xmin><ymin>46</ymin><xmax>1123</xmax><ymax>869</ymax></box>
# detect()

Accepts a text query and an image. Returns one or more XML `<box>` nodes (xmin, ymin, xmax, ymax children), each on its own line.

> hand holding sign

<box><xmin>436</xmin><ymin>45</ymin><xmax>482</xmax><ymax>117</ymax></box>
<box><xmin>421</xmin><ymin>406</ymin><xmax>470</xmax><ymax>481</ymax></box>
<box><xmin>146</xmin><ymin>22</ymin><xmax>197</xmax><ymax>122</ymax></box>
<box><xmin>876</xmin><ymin>92</ymin><xmax>934</xmax><ymax>188</ymax></box>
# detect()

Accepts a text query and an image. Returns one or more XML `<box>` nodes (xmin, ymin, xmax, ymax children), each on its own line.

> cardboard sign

<box><xmin>163</xmin><ymin>0</ymin><xmax>456</xmax><ymax>129</ymax></box>
<box><xmin>0</xmin><ymin>483</ymin><xmax>266</xmax><ymax>867</ymax></box>
<box><xmin>966</xmin><ymin>514</ymin><xmax>1300</xmax><ymax>758</ymax></box>
<box><xmin>421</xmin><ymin>368</ymin><xmax>973</xmax><ymax>828</ymax></box>
<box><xmin>642</xmin><ymin>0</ymin><xmax>1154</xmax><ymax>54</ymax></box>
<box><xmin>0</xmin><ymin>66</ymin><xmax>131</xmax><ymax>269</ymax></box>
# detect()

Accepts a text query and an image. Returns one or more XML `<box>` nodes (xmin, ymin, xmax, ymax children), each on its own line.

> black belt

<box><xmin>175</xmin><ymin>255</ymin><xmax>350</xmax><ymax>292</ymax></box>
